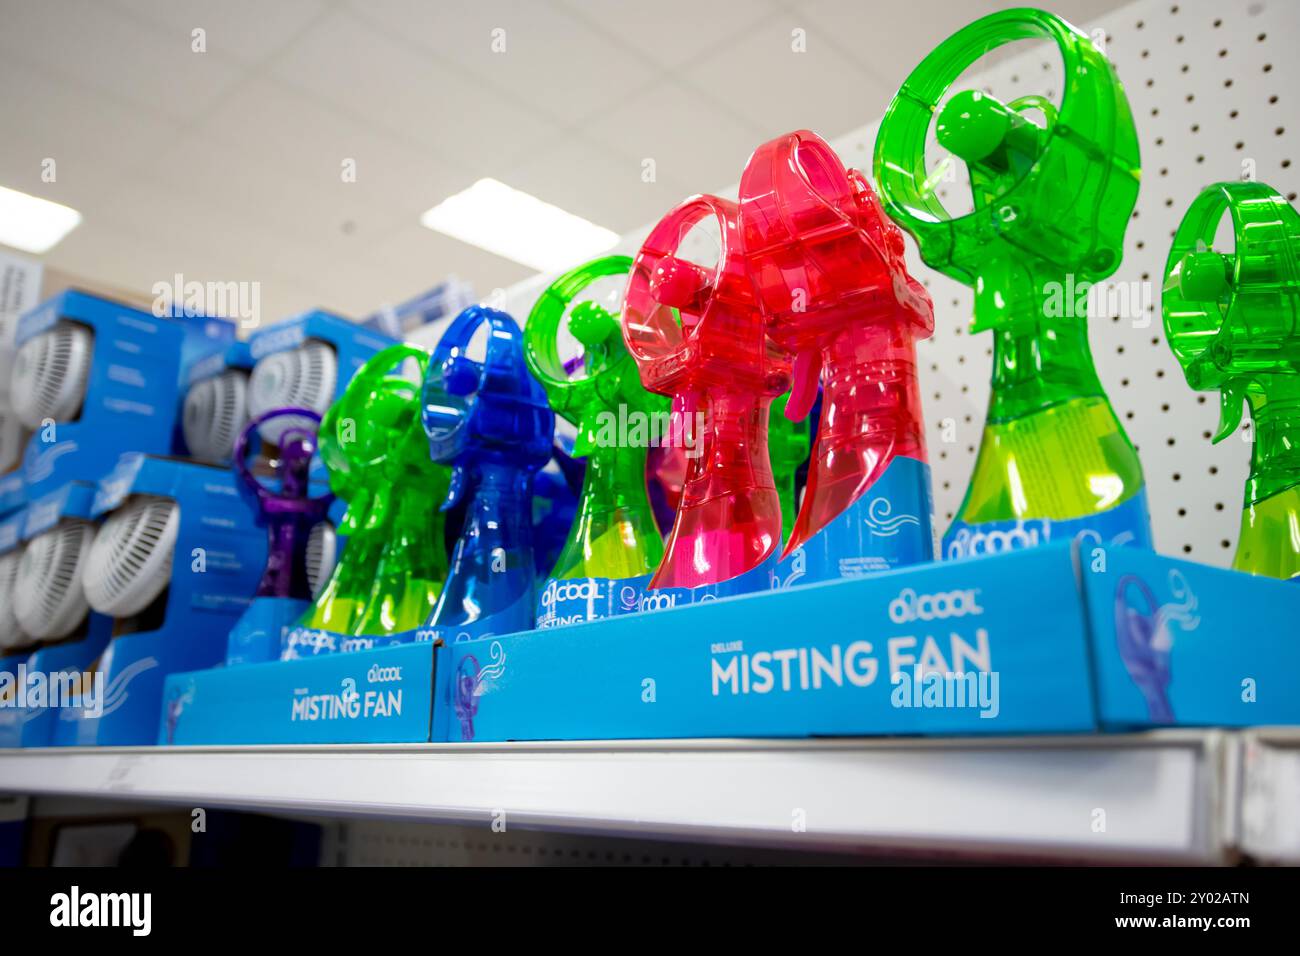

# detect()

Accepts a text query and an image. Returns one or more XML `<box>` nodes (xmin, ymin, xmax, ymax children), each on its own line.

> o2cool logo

<box><xmin>540</xmin><ymin>579</ymin><xmax>603</xmax><ymax>609</ymax></box>
<box><xmin>888</xmin><ymin>587</ymin><xmax>984</xmax><ymax>624</ymax></box>
<box><xmin>621</xmin><ymin>584</ymin><xmax>676</xmax><ymax>614</ymax></box>
<box><xmin>945</xmin><ymin>522</ymin><xmax>1043</xmax><ymax>560</ymax></box>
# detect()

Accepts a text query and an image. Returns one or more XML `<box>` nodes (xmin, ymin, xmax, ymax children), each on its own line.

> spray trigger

<box><xmin>786</xmin><ymin>350</ymin><xmax>821</xmax><ymax>422</ymax></box>
<box><xmin>1214</xmin><ymin>381</ymin><xmax>1245</xmax><ymax>443</ymax></box>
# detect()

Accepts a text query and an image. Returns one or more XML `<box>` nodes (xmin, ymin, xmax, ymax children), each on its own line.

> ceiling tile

<box><xmin>502</xmin><ymin>132</ymin><xmax>696</xmax><ymax>234</ymax></box>
<box><xmin>271</xmin><ymin>9</ymin><xmax>557</xmax><ymax>171</ymax></box>
<box><xmin>557</xmin><ymin>0</ymin><xmax>784</xmax><ymax>71</ymax></box>
<box><xmin>679</xmin><ymin>17</ymin><xmax>893</xmax><ymax>143</ymax></box>
<box><xmin>109</xmin><ymin>0</ymin><xmax>328</xmax><ymax>65</ymax></box>
<box><xmin>0</xmin><ymin>0</ymin><xmax>244</xmax><ymax>122</ymax></box>
<box><xmin>356</xmin><ymin>222</ymin><xmax>536</xmax><ymax>304</ymax></box>
<box><xmin>347</xmin><ymin>0</ymin><xmax>656</xmax><ymax>124</ymax></box>
<box><xmin>136</xmin><ymin>78</ymin><xmax>459</xmax><ymax>239</ymax></box>
<box><xmin>0</xmin><ymin>60</ymin><xmax>179</xmax><ymax>198</ymax></box>
<box><xmin>583</xmin><ymin>81</ymin><xmax>765</xmax><ymax>192</ymax></box>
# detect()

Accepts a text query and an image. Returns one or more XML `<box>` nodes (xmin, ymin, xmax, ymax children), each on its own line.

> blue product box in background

<box><xmin>16</xmin><ymin>290</ymin><xmax>234</xmax><ymax>498</ymax></box>
<box><xmin>247</xmin><ymin>309</ymin><xmax>396</xmax><ymax>405</ymax></box>
<box><xmin>247</xmin><ymin>309</ymin><xmax>397</xmax><ymax>481</ymax></box>
<box><xmin>0</xmin><ymin>483</ymin><xmax>112</xmax><ymax>748</ymax></box>
<box><xmin>52</xmin><ymin>453</ymin><xmax>266</xmax><ymax>746</ymax></box>
<box><xmin>362</xmin><ymin>278</ymin><xmax>475</xmax><ymax>338</ymax></box>
<box><xmin>174</xmin><ymin>338</ymin><xmax>253</xmax><ymax>463</ymax></box>
<box><xmin>0</xmin><ymin>472</ymin><xmax>23</xmax><ymax>517</ymax></box>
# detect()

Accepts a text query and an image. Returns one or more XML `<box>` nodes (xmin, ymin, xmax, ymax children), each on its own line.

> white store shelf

<box><xmin>1236</xmin><ymin>727</ymin><xmax>1300</xmax><ymax>865</ymax></box>
<box><xmin>0</xmin><ymin>731</ymin><xmax>1235</xmax><ymax>863</ymax></box>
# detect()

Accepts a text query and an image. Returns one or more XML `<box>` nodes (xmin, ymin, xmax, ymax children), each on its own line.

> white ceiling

<box><xmin>0</xmin><ymin>0</ymin><xmax>1131</xmax><ymax>327</ymax></box>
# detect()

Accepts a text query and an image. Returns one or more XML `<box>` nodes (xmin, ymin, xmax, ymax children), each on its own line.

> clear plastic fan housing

<box><xmin>422</xmin><ymin>306</ymin><xmax>552</xmax><ymax>635</ymax></box>
<box><xmin>524</xmin><ymin>255</ymin><xmax>666</xmax><ymax>583</ymax></box>
<box><xmin>739</xmin><ymin>129</ymin><xmax>933</xmax><ymax>555</ymax></box>
<box><xmin>182</xmin><ymin>369</ymin><xmax>249</xmax><ymax>463</ymax></box>
<box><xmin>9</xmin><ymin>320</ymin><xmax>93</xmax><ymax>429</ymax></box>
<box><xmin>873</xmin><ymin>8</ymin><xmax>1147</xmax><ymax>537</ymax></box>
<box><xmin>13</xmin><ymin>518</ymin><xmax>95</xmax><ymax>641</ymax></box>
<box><xmin>1163</xmin><ymin>181</ymin><xmax>1300</xmax><ymax>579</ymax></box>
<box><xmin>248</xmin><ymin>340</ymin><xmax>338</xmax><ymax>444</ymax></box>
<box><xmin>0</xmin><ymin>548</ymin><xmax>32</xmax><ymax>651</ymax></box>
<box><xmin>623</xmin><ymin>195</ymin><xmax>791</xmax><ymax>589</ymax></box>
<box><xmin>298</xmin><ymin>378</ymin><xmax>422</xmax><ymax>635</ymax></box>
<box><xmin>82</xmin><ymin>495</ymin><xmax>180</xmax><ymax>619</ymax></box>
<box><xmin>874</xmin><ymin>9</ymin><xmax>1140</xmax><ymax>335</ymax></box>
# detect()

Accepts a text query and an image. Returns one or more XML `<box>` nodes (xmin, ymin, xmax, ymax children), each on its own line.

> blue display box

<box><xmin>52</xmin><ymin>454</ymin><xmax>266</xmax><ymax>746</ymax></box>
<box><xmin>0</xmin><ymin>483</ymin><xmax>112</xmax><ymax>748</ymax></box>
<box><xmin>0</xmin><ymin>471</ymin><xmax>23</xmax><ymax>517</ymax></box>
<box><xmin>161</xmin><ymin>639</ymin><xmax>440</xmax><ymax>745</ymax></box>
<box><xmin>439</xmin><ymin>543</ymin><xmax>1300</xmax><ymax>742</ymax></box>
<box><xmin>247</xmin><ymin>309</ymin><xmax>395</xmax><ymax>405</ymax></box>
<box><xmin>156</xmin><ymin>542</ymin><xmax>1300</xmax><ymax>746</ymax></box>
<box><xmin>17</xmin><ymin>290</ymin><xmax>235</xmax><ymax>498</ymax></box>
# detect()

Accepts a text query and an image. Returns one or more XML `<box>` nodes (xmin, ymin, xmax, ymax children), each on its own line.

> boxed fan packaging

<box><xmin>245</xmin><ymin>309</ymin><xmax>396</xmax><ymax>430</ymax></box>
<box><xmin>175</xmin><ymin>339</ymin><xmax>254</xmax><ymax>465</ymax></box>
<box><xmin>0</xmin><ymin>471</ymin><xmax>22</xmax><ymax>518</ymax></box>
<box><xmin>11</xmin><ymin>290</ymin><xmax>237</xmax><ymax>499</ymax></box>
<box><xmin>0</xmin><ymin>483</ymin><xmax>113</xmax><ymax>748</ymax></box>
<box><xmin>363</xmin><ymin>278</ymin><xmax>475</xmax><ymax>339</ymax></box>
<box><xmin>50</xmin><ymin>452</ymin><xmax>265</xmax><ymax>746</ymax></box>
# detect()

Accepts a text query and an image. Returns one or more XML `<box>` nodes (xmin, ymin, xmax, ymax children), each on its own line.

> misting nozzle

<box><xmin>648</xmin><ymin>255</ymin><xmax>711</xmax><ymax>312</ymax></box>
<box><xmin>567</xmin><ymin>301</ymin><xmax>618</xmax><ymax>348</ymax></box>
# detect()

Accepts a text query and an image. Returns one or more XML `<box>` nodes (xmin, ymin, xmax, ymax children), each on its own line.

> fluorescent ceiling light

<box><xmin>0</xmin><ymin>185</ymin><xmax>82</xmax><ymax>254</ymax></box>
<box><xmin>420</xmin><ymin>178</ymin><xmax>618</xmax><ymax>272</ymax></box>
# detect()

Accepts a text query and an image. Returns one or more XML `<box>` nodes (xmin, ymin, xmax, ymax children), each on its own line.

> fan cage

<box><xmin>10</xmin><ymin>321</ymin><xmax>94</xmax><ymax>429</ymax></box>
<box><xmin>83</xmin><ymin>495</ymin><xmax>180</xmax><ymax>620</ymax></box>
<box><xmin>183</xmin><ymin>369</ymin><xmax>249</xmax><ymax>463</ymax></box>
<box><xmin>13</xmin><ymin>519</ymin><xmax>94</xmax><ymax>641</ymax></box>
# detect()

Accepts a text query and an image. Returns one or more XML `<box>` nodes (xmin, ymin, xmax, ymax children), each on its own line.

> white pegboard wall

<box><xmin>493</xmin><ymin>0</ymin><xmax>1297</xmax><ymax>567</ymax></box>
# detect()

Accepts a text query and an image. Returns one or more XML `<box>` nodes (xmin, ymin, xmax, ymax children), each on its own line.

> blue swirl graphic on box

<box><xmin>778</xmin><ymin>456</ymin><xmax>934</xmax><ymax>587</ymax></box>
<box><xmin>453</xmin><ymin>639</ymin><xmax>507</xmax><ymax>741</ymax></box>
<box><xmin>942</xmin><ymin>490</ymin><xmax>1152</xmax><ymax>561</ymax></box>
<box><xmin>227</xmin><ymin>597</ymin><xmax>311</xmax><ymax>665</ymax></box>
<box><xmin>1114</xmin><ymin>568</ymin><xmax>1200</xmax><ymax>723</ymax></box>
